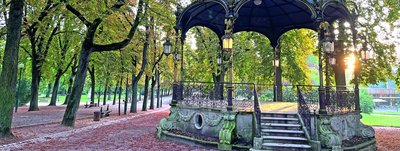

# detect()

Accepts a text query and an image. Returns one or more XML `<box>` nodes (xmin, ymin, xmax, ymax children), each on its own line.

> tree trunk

<box><xmin>156</xmin><ymin>70</ymin><xmax>160</xmax><ymax>108</ymax></box>
<box><xmin>118</xmin><ymin>78</ymin><xmax>122</xmax><ymax>104</ymax></box>
<box><xmin>107</xmin><ymin>87</ymin><xmax>111</xmax><ymax>100</ymax></box>
<box><xmin>64</xmin><ymin>75</ymin><xmax>74</xmax><ymax>105</ymax></box>
<box><xmin>29</xmin><ymin>63</ymin><xmax>40</xmax><ymax>111</ymax></box>
<box><xmin>49</xmin><ymin>71</ymin><xmax>62</xmax><ymax>106</ymax></box>
<box><xmin>334</xmin><ymin>20</ymin><xmax>346</xmax><ymax>90</ymax></box>
<box><xmin>0</xmin><ymin>0</ymin><xmax>24</xmax><ymax>137</ymax></box>
<box><xmin>113</xmin><ymin>83</ymin><xmax>118</xmax><ymax>105</ymax></box>
<box><xmin>103</xmin><ymin>84</ymin><xmax>108</xmax><ymax>105</ymax></box>
<box><xmin>62</xmin><ymin>49</ymin><xmax>91</xmax><ymax>126</ymax></box>
<box><xmin>142</xmin><ymin>75</ymin><xmax>149</xmax><ymax>111</ymax></box>
<box><xmin>131</xmin><ymin>77</ymin><xmax>138</xmax><ymax>113</ymax></box>
<box><xmin>124</xmin><ymin>76</ymin><xmax>129</xmax><ymax>114</ymax></box>
<box><xmin>46</xmin><ymin>83</ymin><xmax>52</xmax><ymax>98</ymax></box>
<box><xmin>138</xmin><ymin>88</ymin><xmax>142</xmax><ymax>101</ymax></box>
<box><xmin>160</xmin><ymin>89</ymin><xmax>163</xmax><ymax>106</ymax></box>
<box><xmin>97</xmin><ymin>86</ymin><xmax>101</xmax><ymax>106</ymax></box>
<box><xmin>150</xmin><ymin>76</ymin><xmax>155</xmax><ymax>109</ymax></box>
<box><xmin>89</xmin><ymin>65</ymin><xmax>95</xmax><ymax>105</ymax></box>
<box><xmin>275</xmin><ymin>47</ymin><xmax>283</xmax><ymax>102</ymax></box>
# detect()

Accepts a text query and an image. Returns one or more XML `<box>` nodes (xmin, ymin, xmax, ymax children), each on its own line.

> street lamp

<box><xmin>15</xmin><ymin>63</ymin><xmax>24</xmax><ymax>112</ymax></box>
<box><xmin>329</xmin><ymin>57</ymin><xmax>336</xmax><ymax>66</ymax></box>
<box><xmin>163</xmin><ymin>39</ymin><xmax>172</xmax><ymax>56</ymax></box>
<box><xmin>217</xmin><ymin>55</ymin><xmax>222</xmax><ymax>66</ymax></box>
<box><xmin>323</xmin><ymin>37</ymin><xmax>334</xmax><ymax>54</ymax></box>
<box><xmin>273</xmin><ymin>59</ymin><xmax>279</xmax><ymax>67</ymax></box>
<box><xmin>222</xmin><ymin>33</ymin><xmax>234</xmax><ymax>111</ymax></box>
<box><xmin>273</xmin><ymin>58</ymin><xmax>279</xmax><ymax>102</ymax></box>
<box><xmin>361</xmin><ymin>49</ymin><xmax>374</xmax><ymax>61</ymax></box>
<box><xmin>174</xmin><ymin>53</ymin><xmax>181</xmax><ymax>61</ymax></box>
<box><xmin>222</xmin><ymin>34</ymin><xmax>233</xmax><ymax>50</ymax></box>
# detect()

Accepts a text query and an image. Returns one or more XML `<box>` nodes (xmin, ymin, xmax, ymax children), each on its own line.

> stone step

<box><xmin>261</xmin><ymin>123</ymin><xmax>301</xmax><ymax>127</ymax></box>
<box><xmin>261</xmin><ymin>117</ymin><xmax>299</xmax><ymax>121</ymax></box>
<box><xmin>262</xmin><ymin>112</ymin><xmax>297</xmax><ymax>115</ymax></box>
<box><xmin>262</xmin><ymin>136</ymin><xmax>307</xmax><ymax>141</ymax></box>
<box><xmin>262</xmin><ymin>129</ymin><xmax>304</xmax><ymax>134</ymax></box>
<box><xmin>262</xmin><ymin>143</ymin><xmax>311</xmax><ymax>149</ymax></box>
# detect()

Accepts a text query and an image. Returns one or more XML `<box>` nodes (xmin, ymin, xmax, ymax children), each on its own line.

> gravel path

<box><xmin>12</xmin><ymin>96</ymin><xmax>172</xmax><ymax>128</ymax></box>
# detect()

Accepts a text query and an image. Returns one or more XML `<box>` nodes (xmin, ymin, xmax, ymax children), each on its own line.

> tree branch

<box><xmin>92</xmin><ymin>0</ymin><xmax>145</xmax><ymax>52</ymax></box>
<box><xmin>21</xmin><ymin>46</ymin><xmax>33</xmax><ymax>58</ymax></box>
<box><xmin>62</xmin><ymin>54</ymin><xmax>76</xmax><ymax>75</ymax></box>
<box><xmin>43</xmin><ymin>23</ymin><xmax>59</xmax><ymax>59</ymax></box>
<box><xmin>66</xmin><ymin>5</ymin><xmax>92</xmax><ymax>26</ymax></box>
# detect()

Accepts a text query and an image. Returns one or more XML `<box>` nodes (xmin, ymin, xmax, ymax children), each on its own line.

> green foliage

<box><xmin>360</xmin><ymin>89</ymin><xmax>375</xmax><ymax>114</ymax></box>
<box><xmin>18</xmin><ymin>80</ymin><xmax>32</xmax><ymax>106</ymax></box>
<box><xmin>282</xmin><ymin>87</ymin><xmax>297</xmax><ymax>102</ymax></box>
<box><xmin>259</xmin><ymin>89</ymin><xmax>274</xmax><ymax>102</ymax></box>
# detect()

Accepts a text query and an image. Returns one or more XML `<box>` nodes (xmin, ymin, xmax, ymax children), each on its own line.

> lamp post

<box><xmin>163</xmin><ymin>39</ymin><xmax>172</xmax><ymax>56</ymax></box>
<box><xmin>16</xmin><ymin>63</ymin><xmax>24</xmax><ymax>112</ymax></box>
<box><xmin>222</xmin><ymin>33</ymin><xmax>233</xmax><ymax>111</ymax></box>
<box><xmin>273</xmin><ymin>58</ymin><xmax>279</xmax><ymax>102</ymax></box>
<box><xmin>323</xmin><ymin>31</ymin><xmax>334</xmax><ymax>112</ymax></box>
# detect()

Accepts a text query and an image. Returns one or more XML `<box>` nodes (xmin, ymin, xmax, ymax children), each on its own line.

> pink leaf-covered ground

<box><xmin>1</xmin><ymin>103</ymin><xmax>400</xmax><ymax>151</ymax></box>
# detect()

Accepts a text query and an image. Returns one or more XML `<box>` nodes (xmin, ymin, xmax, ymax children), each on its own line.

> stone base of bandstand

<box><xmin>313</xmin><ymin>112</ymin><xmax>377</xmax><ymax>151</ymax></box>
<box><xmin>156</xmin><ymin>104</ymin><xmax>254</xmax><ymax>150</ymax></box>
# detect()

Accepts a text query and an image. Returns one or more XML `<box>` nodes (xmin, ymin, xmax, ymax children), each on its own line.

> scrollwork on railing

<box><xmin>297</xmin><ymin>85</ymin><xmax>315</xmax><ymax>136</ymax></box>
<box><xmin>327</xmin><ymin>88</ymin><xmax>356</xmax><ymax>114</ymax></box>
<box><xmin>179</xmin><ymin>82</ymin><xmax>255</xmax><ymax>112</ymax></box>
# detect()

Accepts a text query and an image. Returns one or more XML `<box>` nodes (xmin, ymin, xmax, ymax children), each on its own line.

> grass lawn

<box><xmin>37</xmin><ymin>94</ymin><xmax>118</xmax><ymax>106</ymax></box>
<box><xmin>361</xmin><ymin>113</ymin><xmax>400</xmax><ymax>127</ymax></box>
<box><xmin>372</xmin><ymin>111</ymin><xmax>400</xmax><ymax>115</ymax></box>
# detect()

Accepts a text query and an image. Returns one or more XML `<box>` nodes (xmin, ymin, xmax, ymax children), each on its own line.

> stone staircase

<box><xmin>254</xmin><ymin>112</ymin><xmax>311</xmax><ymax>151</ymax></box>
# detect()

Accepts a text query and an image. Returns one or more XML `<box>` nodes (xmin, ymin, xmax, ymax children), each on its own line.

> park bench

<box><xmin>100</xmin><ymin>105</ymin><xmax>112</xmax><ymax>117</ymax></box>
<box><xmin>84</xmin><ymin>102</ymin><xmax>97</xmax><ymax>108</ymax></box>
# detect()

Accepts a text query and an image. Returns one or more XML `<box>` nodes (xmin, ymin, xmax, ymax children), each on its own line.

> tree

<box><xmin>61</xmin><ymin>0</ymin><xmax>145</xmax><ymax>126</ymax></box>
<box><xmin>360</xmin><ymin>89</ymin><xmax>374</xmax><ymax>114</ymax></box>
<box><xmin>0</xmin><ymin>0</ymin><xmax>24</xmax><ymax>137</ymax></box>
<box><xmin>23</xmin><ymin>0</ymin><xmax>61</xmax><ymax>111</ymax></box>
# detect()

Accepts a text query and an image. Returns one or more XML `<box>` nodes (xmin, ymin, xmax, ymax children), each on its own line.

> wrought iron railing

<box><xmin>179</xmin><ymin>81</ymin><xmax>256</xmax><ymax>112</ymax></box>
<box><xmin>326</xmin><ymin>86</ymin><xmax>357</xmax><ymax>114</ymax></box>
<box><xmin>296</xmin><ymin>85</ymin><xmax>319</xmax><ymax>136</ymax></box>
<box><xmin>295</xmin><ymin>85</ymin><xmax>357</xmax><ymax>114</ymax></box>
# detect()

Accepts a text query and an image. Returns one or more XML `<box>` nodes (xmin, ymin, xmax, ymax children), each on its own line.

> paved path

<box><xmin>12</xmin><ymin>96</ymin><xmax>172</xmax><ymax>128</ymax></box>
<box><xmin>1</xmin><ymin>105</ymin><xmax>212</xmax><ymax>151</ymax></box>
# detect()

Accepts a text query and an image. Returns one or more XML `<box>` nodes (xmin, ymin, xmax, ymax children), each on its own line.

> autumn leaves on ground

<box><xmin>0</xmin><ymin>103</ymin><xmax>399</xmax><ymax>151</ymax></box>
<box><xmin>0</xmin><ymin>106</ymin><xmax>214</xmax><ymax>151</ymax></box>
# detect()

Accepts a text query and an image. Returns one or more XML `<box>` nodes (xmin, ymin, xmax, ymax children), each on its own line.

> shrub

<box><xmin>15</xmin><ymin>79</ymin><xmax>31</xmax><ymax>106</ymax></box>
<box><xmin>360</xmin><ymin>89</ymin><xmax>374</xmax><ymax>114</ymax></box>
<box><xmin>260</xmin><ymin>89</ymin><xmax>274</xmax><ymax>102</ymax></box>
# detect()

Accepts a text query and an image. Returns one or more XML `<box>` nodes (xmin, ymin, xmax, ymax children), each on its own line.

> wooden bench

<box><xmin>100</xmin><ymin>105</ymin><xmax>112</xmax><ymax>117</ymax></box>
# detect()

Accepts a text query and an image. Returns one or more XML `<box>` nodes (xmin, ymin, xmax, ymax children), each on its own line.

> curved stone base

<box><xmin>317</xmin><ymin>113</ymin><xmax>377</xmax><ymax>150</ymax></box>
<box><xmin>343</xmin><ymin>139</ymin><xmax>377</xmax><ymax>151</ymax></box>
<box><xmin>156</xmin><ymin>105</ymin><xmax>254</xmax><ymax>150</ymax></box>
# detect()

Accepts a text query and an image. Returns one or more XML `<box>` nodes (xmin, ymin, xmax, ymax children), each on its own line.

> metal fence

<box><xmin>179</xmin><ymin>81</ymin><xmax>256</xmax><ymax>112</ymax></box>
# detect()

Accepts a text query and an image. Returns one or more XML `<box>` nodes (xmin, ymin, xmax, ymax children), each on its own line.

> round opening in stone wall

<box><xmin>194</xmin><ymin>113</ymin><xmax>204</xmax><ymax>129</ymax></box>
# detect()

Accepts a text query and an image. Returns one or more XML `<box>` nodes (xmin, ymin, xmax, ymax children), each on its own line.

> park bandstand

<box><xmin>157</xmin><ymin>0</ymin><xmax>377</xmax><ymax>150</ymax></box>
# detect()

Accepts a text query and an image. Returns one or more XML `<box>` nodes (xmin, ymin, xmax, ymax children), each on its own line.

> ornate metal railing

<box><xmin>326</xmin><ymin>86</ymin><xmax>357</xmax><ymax>114</ymax></box>
<box><xmin>295</xmin><ymin>85</ymin><xmax>357</xmax><ymax>115</ymax></box>
<box><xmin>253</xmin><ymin>85</ymin><xmax>262</xmax><ymax>137</ymax></box>
<box><xmin>179</xmin><ymin>81</ymin><xmax>256</xmax><ymax>112</ymax></box>
<box><xmin>296</xmin><ymin>85</ymin><xmax>319</xmax><ymax>135</ymax></box>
